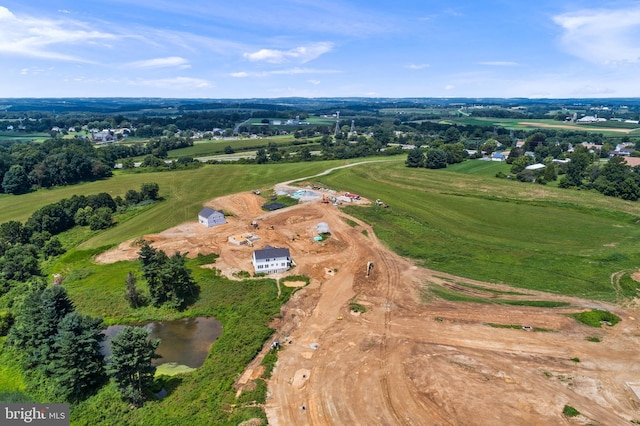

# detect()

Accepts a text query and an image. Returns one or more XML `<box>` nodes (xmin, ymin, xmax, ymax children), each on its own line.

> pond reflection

<box><xmin>103</xmin><ymin>317</ymin><xmax>222</xmax><ymax>368</ymax></box>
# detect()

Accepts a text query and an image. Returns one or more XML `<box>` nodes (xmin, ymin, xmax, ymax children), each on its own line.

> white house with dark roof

<box><xmin>252</xmin><ymin>246</ymin><xmax>291</xmax><ymax>274</ymax></box>
<box><xmin>198</xmin><ymin>207</ymin><xmax>226</xmax><ymax>227</ymax></box>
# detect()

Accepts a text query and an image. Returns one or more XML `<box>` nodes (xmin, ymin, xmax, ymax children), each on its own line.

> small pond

<box><xmin>102</xmin><ymin>317</ymin><xmax>222</xmax><ymax>369</ymax></box>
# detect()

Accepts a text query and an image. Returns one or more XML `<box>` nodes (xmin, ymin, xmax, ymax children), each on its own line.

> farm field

<box><xmin>452</xmin><ymin>117</ymin><xmax>640</xmax><ymax>135</ymax></box>
<box><xmin>167</xmin><ymin>135</ymin><xmax>320</xmax><ymax>159</ymax></box>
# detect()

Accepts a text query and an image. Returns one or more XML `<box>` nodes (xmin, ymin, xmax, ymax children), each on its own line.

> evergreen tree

<box><xmin>124</xmin><ymin>272</ymin><xmax>145</xmax><ymax>308</ymax></box>
<box><xmin>9</xmin><ymin>285</ymin><xmax>74</xmax><ymax>368</ymax></box>
<box><xmin>161</xmin><ymin>253</ymin><xmax>198</xmax><ymax>310</ymax></box>
<box><xmin>47</xmin><ymin>312</ymin><xmax>106</xmax><ymax>401</ymax></box>
<box><xmin>107</xmin><ymin>326</ymin><xmax>160</xmax><ymax>407</ymax></box>
<box><xmin>426</xmin><ymin>149</ymin><xmax>448</xmax><ymax>169</ymax></box>
<box><xmin>137</xmin><ymin>241</ymin><xmax>170</xmax><ymax>307</ymax></box>
<box><xmin>137</xmin><ymin>242</ymin><xmax>198</xmax><ymax>309</ymax></box>
<box><xmin>405</xmin><ymin>147</ymin><xmax>424</xmax><ymax>168</ymax></box>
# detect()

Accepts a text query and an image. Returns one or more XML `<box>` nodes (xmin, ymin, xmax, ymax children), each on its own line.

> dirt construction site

<box><xmin>97</xmin><ymin>185</ymin><xmax>640</xmax><ymax>425</ymax></box>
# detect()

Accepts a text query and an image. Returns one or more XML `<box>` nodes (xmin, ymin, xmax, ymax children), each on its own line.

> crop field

<box><xmin>0</xmin><ymin>131</ymin><xmax>50</xmax><ymax>142</ymax></box>
<box><xmin>167</xmin><ymin>135</ymin><xmax>320</xmax><ymax>159</ymax></box>
<box><xmin>452</xmin><ymin>117</ymin><xmax>640</xmax><ymax>135</ymax></box>
<box><xmin>318</xmin><ymin>159</ymin><xmax>640</xmax><ymax>301</ymax></box>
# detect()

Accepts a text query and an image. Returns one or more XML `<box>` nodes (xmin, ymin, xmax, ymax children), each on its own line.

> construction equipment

<box><xmin>366</xmin><ymin>261</ymin><xmax>374</xmax><ymax>277</ymax></box>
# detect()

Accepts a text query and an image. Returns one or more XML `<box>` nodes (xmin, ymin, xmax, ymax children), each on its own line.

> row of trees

<box><xmin>405</xmin><ymin>144</ymin><xmax>468</xmax><ymax>169</ymax></box>
<box><xmin>8</xmin><ymin>284</ymin><xmax>161</xmax><ymax>406</ymax></box>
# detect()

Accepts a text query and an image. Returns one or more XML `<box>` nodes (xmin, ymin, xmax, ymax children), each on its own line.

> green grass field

<box><xmin>318</xmin><ymin>159</ymin><xmax>640</xmax><ymax>301</ymax></box>
<box><xmin>167</xmin><ymin>135</ymin><xmax>320</xmax><ymax>159</ymax></box>
<box><xmin>451</xmin><ymin>117</ymin><xmax>640</xmax><ymax>136</ymax></box>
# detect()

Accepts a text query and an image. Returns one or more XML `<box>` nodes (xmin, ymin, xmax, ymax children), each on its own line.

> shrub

<box><xmin>571</xmin><ymin>310</ymin><xmax>620</xmax><ymax>327</ymax></box>
<box><xmin>563</xmin><ymin>405</ymin><xmax>580</xmax><ymax>417</ymax></box>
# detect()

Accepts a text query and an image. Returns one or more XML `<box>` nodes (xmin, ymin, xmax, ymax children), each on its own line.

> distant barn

<box><xmin>198</xmin><ymin>207</ymin><xmax>226</xmax><ymax>227</ymax></box>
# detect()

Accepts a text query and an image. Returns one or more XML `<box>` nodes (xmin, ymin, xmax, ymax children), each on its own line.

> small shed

<box><xmin>198</xmin><ymin>207</ymin><xmax>226</xmax><ymax>227</ymax></box>
<box><xmin>317</xmin><ymin>222</ymin><xmax>330</xmax><ymax>234</ymax></box>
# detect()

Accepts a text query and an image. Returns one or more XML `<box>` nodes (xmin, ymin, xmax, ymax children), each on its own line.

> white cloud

<box><xmin>477</xmin><ymin>61</ymin><xmax>520</xmax><ymax>67</ymax></box>
<box><xmin>130</xmin><ymin>77</ymin><xmax>212</xmax><ymax>89</ymax></box>
<box><xmin>125</xmin><ymin>56</ymin><xmax>190</xmax><ymax>69</ymax></box>
<box><xmin>0</xmin><ymin>6</ymin><xmax>117</xmax><ymax>62</ymax></box>
<box><xmin>444</xmin><ymin>84</ymin><xmax>455</xmax><ymax>91</ymax></box>
<box><xmin>243</xmin><ymin>42</ymin><xmax>334</xmax><ymax>64</ymax></box>
<box><xmin>406</xmin><ymin>63</ymin><xmax>430</xmax><ymax>70</ymax></box>
<box><xmin>554</xmin><ymin>7</ymin><xmax>640</xmax><ymax>64</ymax></box>
<box><xmin>230</xmin><ymin>67</ymin><xmax>340</xmax><ymax>78</ymax></box>
<box><xmin>308</xmin><ymin>79</ymin><xmax>321</xmax><ymax>85</ymax></box>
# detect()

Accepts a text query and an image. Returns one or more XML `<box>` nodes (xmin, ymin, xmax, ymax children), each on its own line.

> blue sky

<box><xmin>2</xmin><ymin>1</ymin><xmax>640</xmax><ymax>98</ymax></box>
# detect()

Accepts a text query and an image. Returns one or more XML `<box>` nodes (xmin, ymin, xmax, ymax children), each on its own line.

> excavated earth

<box><xmin>97</xmin><ymin>190</ymin><xmax>640</xmax><ymax>426</ymax></box>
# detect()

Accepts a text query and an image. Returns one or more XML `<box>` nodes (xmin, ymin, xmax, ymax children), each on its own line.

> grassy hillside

<box><xmin>319</xmin><ymin>159</ymin><xmax>640</xmax><ymax>301</ymax></box>
<box><xmin>0</xmin><ymin>161</ymin><xmax>347</xmax><ymax>248</ymax></box>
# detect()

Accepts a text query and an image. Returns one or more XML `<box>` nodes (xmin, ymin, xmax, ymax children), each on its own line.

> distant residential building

<box><xmin>491</xmin><ymin>152</ymin><xmax>506</xmax><ymax>161</ymax></box>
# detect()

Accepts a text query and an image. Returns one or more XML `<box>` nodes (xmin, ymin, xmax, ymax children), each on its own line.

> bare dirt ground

<box><xmin>97</xmin><ymin>188</ymin><xmax>640</xmax><ymax>425</ymax></box>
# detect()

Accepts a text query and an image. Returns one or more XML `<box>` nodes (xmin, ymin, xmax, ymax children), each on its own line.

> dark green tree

<box><xmin>255</xmin><ymin>148</ymin><xmax>268</xmax><ymax>164</ymax></box>
<box><xmin>124</xmin><ymin>272</ymin><xmax>145</xmax><ymax>308</ymax></box>
<box><xmin>510</xmin><ymin>155</ymin><xmax>534</xmax><ymax>174</ymax></box>
<box><xmin>405</xmin><ymin>148</ymin><xmax>424</xmax><ymax>168</ymax></box>
<box><xmin>106</xmin><ymin>326</ymin><xmax>160</xmax><ymax>407</ymax></box>
<box><xmin>88</xmin><ymin>207</ymin><xmax>113</xmax><ymax>230</ymax></box>
<box><xmin>125</xmin><ymin>189</ymin><xmax>142</xmax><ymax>206</ymax></box>
<box><xmin>42</xmin><ymin>237</ymin><xmax>65</xmax><ymax>259</ymax></box>
<box><xmin>426</xmin><ymin>149</ymin><xmax>447</xmax><ymax>169</ymax></box>
<box><xmin>0</xmin><ymin>221</ymin><xmax>27</xmax><ymax>246</ymax></box>
<box><xmin>9</xmin><ymin>285</ymin><xmax>74</xmax><ymax>368</ymax></box>
<box><xmin>161</xmin><ymin>253</ymin><xmax>198</xmax><ymax>310</ymax></box>
<box><xmin>140</xmin><ymin>182</ymin><xmax>160</xmax><ymax>201</ymax></box>
<box><xmin>0</xmin><ymin>244</ymin><xmax>40</xmax><ymax>282</ymax></box>
<box><xmin>565</xmin><ymin>152</ymin><xmax>591</xmax><ymax>187</ymax></box>
<box><xmin>2</xmin><ymin>165</ymin><xmax>31</xmax><ymax>195</ymax></box>
<box><xmin>47</xmin><ymin>312</ymin><xmax>106</xmax><ymax>401</ymax></box>
<box><xmin>138</xmin><ymin>241</ymin><xmax>170</xmax><ymax>307</ymax></box>
<box><xmin>442</xmin><ymin>143</ymin><xmax>466</xmax><ymax>164</ymax></box>
<box><xmin>137</xmin><ymin>242</ymin><xmax>197</xmax><ymax>309</ymax></box>
<box><xmin>444</xmin><ymin>127</ymin><xmax>461</xmax><ymax>144</ymax></box>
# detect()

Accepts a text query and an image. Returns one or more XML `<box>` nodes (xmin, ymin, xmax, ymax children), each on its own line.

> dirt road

<box><xmin>96</xmin><ymin>182</ymin><xmax>640</xmax><ymax>425</ymax></box>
